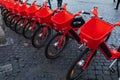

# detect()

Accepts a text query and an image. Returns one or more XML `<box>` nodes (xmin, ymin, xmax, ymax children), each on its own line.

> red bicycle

<box><xmin>1</xmin><ymin>0</ymin><xmax>20</xmax><ymax>27</ymax></box>
<box><xmin>45</xmin><ymin>5</ymin><xmax>95</xmax><ymax>59</ymax></box>
<box><xmin>66</xmin><ymin>7</ymin><xmax>120</xmax><ymax>80</ymax></box>
<box><xmin>9</xmin><ymin>0</ymin><xmax>28</xmax><ymax>31</ymax></box>
<box><xmin>14</xmin><ymin>1</ymin><xmax>39</xmax><ymax>35</ymax></box>
<box><xmin>22</xmin><ymin>1</ymin><xmax>55</xmax><ymax>41</ymax></box>
<box><xmin>0</xmin><ymin>0</ymin><xmax>13</xmax><ymax>16</ymax></box>
<box><xmin>31</xmin><ymin>3</ymin><xmax>72</xmax><ymax>49</ymax></box>
<box><xmin>31</xmin><ymin>1</ymin><xmax>57</xmax><ymax>48</ymax></box>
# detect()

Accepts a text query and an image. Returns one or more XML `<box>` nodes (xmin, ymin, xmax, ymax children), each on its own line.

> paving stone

<box><xmin>102</xmin><ymin>76</ymin><xmax>112</xmax><ymax>80</ymax></box>
<box><xmin>0</xmin><ymin>64</ymin><xmax>12</xmax><ymax>74</ymax></box>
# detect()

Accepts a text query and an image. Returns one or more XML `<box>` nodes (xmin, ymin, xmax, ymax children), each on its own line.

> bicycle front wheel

<box><xmin>45</xmin><ymin>33</ymin><xmax>68</xmax><ymax>59</ymax></box>
<box><xmin>1</xmin><ymin>8</ymin><xmax>8</xmax><ymax>16</ymax></box>
<box><xmin>4</xmin><ymin>13</ymin><xmax>14</xmax><ymax>27</ymax></box>
<box><xmin>23</xmin><ymin>20</ymin><xmax>39</xmax><ymax>39</ymax></box>
<box><xmin>10</xmin><ymin>15</ymin><xmax>19</xmax><ymax>31</ymax></box>
<box><xmin>32</xmin><ymin>25</ymin><xmax>51</xmax><ymax>48</ymax></box>
<box><xmin>15</xmin><ymin>17</ymin><xmax>26</xmax><ymax>34</ymax></box>
<box><xmin>66</xmin><ymin>48</ymin><xmax>90</xmax><ymax>80</ymax></box>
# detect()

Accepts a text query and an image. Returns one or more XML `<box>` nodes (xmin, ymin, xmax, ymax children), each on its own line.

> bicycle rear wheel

<box><xmin>23</xmin><ymin>20</ymin><xmax>39</xmax><ymax>39</ymax></box>
<box><xmin>66</xmin><ymin>48</ymin><xmax>90</xmax><ymax>80</ymax></box>
<box><xmin>45</xmin><ymin>33</ymin><xmax>68</xmax><ymax>59</ymax></box>
<box><xmin>15</xmin><ymin>17</ymin><xmax>26</xmax><ymax>34</ymax></box>
<box><xmin>32</xmin><ymin>25</ymin><xmax>51</xmax><ymax>48</ymax></box>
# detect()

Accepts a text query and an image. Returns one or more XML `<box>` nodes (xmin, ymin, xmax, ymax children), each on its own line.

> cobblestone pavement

<box><xmin>0</xmin><ymin>0</ymin><xmax>120</xmax><ymax>80</ymax></box>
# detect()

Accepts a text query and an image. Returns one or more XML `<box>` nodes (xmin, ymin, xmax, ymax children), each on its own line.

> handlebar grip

<box><xmin>117</xmin><ymin>46</ymin><xmax>120</xmax><ymax>52</ymax></box>
<box><xmin>83</xmin><ymin>11</ymin><xmax>90</xmax><ymax>15</ymax></box>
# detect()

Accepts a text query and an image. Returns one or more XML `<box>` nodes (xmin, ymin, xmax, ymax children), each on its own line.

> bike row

<box><xmin>1</xmin><ymin>0</ymin><xmax>120</xmax><ymax>80</ymax></box>
<box><xmin>0</xmin><ymin>0</ymin><xmax>88</xmax><ymax>54</ymax></box>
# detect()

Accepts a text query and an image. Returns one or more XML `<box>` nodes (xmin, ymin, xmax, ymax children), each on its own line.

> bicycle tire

<box><xmin>9</xmin><ymin>15</ymin><xmax>19</xmax><ymax>31</ymax></box>
<box><xmin>23</xmin><ymin>20</ymin><xmax>39</xmax><ymax>39</ymax></box>
<box><xmin>4</xmin><ymin>12</ymin><xmax>14</xmax><ymax>27</ymax></box>
<box><xmin>32</xmin><ymin>25</ymin><xmax>51</xmax><ymax>48</ymax></box>
<box><xmin>15</xmin><ymin>17</ymin><xmax>26</xmax><ymax>34</ymax></box>
<box><xmin>3</xmin><ymin>11</ymin><xmax>10</xmax><ymax>21</ymax></box>
<box><xmin>66</xmin><ymin>48</ymin><xmax>90</xmax><ymax>80</ymax></box>
<box><xmin>45</xmin><ymin>33</ymin><xmax>68</xmax><ymax>59</ymax></box>
<box><xmin>1</xmin><ymin>8</ymin><xmax>8</xmax><ymax>16</ymax></box>
<box><xmin>3</xmin><ymin>11</ymin><xmax>12</xmax><ymax>20</ymax></box>
<box><xmin>2</xmin><ymin>10</ymin><xmax>9</xmax><ymax>20</ymax></box>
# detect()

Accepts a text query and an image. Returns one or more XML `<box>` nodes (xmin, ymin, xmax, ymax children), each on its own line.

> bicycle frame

<box><xmin>17</xmin><ymin>1</ymin><xmax>39</xmax><ymax>29</ymax></box>
<box><xmin>69</xmin><ymin>8</ymin><xmax>120</xmax><ymax>70</ymax></box>
<box><xmin>81</xmin><ymin>40</ymin><xmax>120</xmax><ymax>70</ymax></box>
<box><xmin>66</xmin><ymin>8</ymin><xmax>120</xmax><ymax>80</ymax></box>
<box><xmin>50</xmin><ymin>4</ymin><xmax>83</xmax><ymax>49</ymax></box>
<box><xmin>33</xmin><ymin>2</ymin><xmax>68</xmax><ymax>39</ymax></box>
<box><xmin>31</xmin><ymin>1</ymin><xmax>54</xmax><ymax>32</ymax></box>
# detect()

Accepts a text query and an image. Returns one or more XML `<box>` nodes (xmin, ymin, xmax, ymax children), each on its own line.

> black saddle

<box><xmin>71</xmin><ymin>16</ymin><xmax>85</xmax><ymax>28</ymax></box>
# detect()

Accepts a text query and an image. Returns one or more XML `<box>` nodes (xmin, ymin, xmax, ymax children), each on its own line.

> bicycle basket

<box><xmin>25</xmin><ymin>5</ymin><xmax>39</xmax><ymax>17</ymax></box>
<box><xmin>51</xmin><ymin>10</ymin><xmax>74</xmax><ymax>31</ymax></box>
<box><xmin>16</xmin><ymin>4</ymin><xmax>28</xmax><ymax>16</ymax></box>
<box><xmin>14</xmin><ymin>3</ymin><xmax>22</xmax><ymax>14</ymax></box>
<box><xmin>80</xmin><ymin>17</ymin><xmax>114</xmax><ymax>49</ymax></box>
<box><xmin>35</xmin><ymin>7</ymin><xmax>53</xmax><ymax>23</ymax></box>
<box><xmin>9</xmin><ymin>3</ymin><xmax>16</xmax><ymax>12</ymax></box>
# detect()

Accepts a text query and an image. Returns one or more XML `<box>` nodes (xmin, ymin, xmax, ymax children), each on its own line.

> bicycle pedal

<box><xmin>109</xmin><ymin>67</ymin><xmax>115</xmax><ymax>73</ymax></box>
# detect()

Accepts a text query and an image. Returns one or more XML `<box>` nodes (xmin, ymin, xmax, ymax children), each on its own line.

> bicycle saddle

<box><xmin>71</xmin><ymin>16</ymin><xmax>85</xmax><ymax>28</ymax></box>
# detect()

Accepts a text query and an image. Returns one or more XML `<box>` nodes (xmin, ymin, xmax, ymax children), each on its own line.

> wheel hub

<box><xmin>38</xmin><ymin>33</ymin><xmax>43</xmax><ymax>37</ymax></box>
<box><xmin>28</xmin><ymin>27</ymin><xmax>32</xmax><ymax>30</ymax></box>
<box><xmin>77</xmin><ymin>60</ymin><xmax>85</xmax><ymax>66</ymax></box>
<box><xmin>20</xmin><ymin>24</ymin><xmax>23</xmax><ymax>26</ymax></box>
<box><xmin>54</xmin><ymin>42</ymin><xmax>59</xmax><ymax>47</ymax></box>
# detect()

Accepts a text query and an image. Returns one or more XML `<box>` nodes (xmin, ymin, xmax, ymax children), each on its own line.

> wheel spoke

<box><xmin>71</xmin><ymin>70</ymin><xmax>75</xmax><ymax>77</ymax></box>
<box><xmin>32</xmin><ymin>25</ymin><xmax>51</xmax><ymax>48</ymax></box>
<box><xmin>35</xmin><ymin>39</ymin><xmax>39</xmax><ymax>45</ymax></box>
<box><xmin>45</xmin><ymin>33</ymin><xmax>67</xmax><ymax>59</ymax></box>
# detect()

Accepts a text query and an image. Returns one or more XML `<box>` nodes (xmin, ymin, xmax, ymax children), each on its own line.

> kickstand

<box><xmin>116</xmin><ymin>59</ymin><xmax>120</xmax><ymax>80</ymax></box>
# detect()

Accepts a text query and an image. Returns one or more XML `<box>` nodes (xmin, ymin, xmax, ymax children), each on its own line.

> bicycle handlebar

<box><xmin>31</xmin><ymin>0</ymin><xmax>36</xmax><ymax>6</ymax></box>
<box><xmin>113</xmin><ymin>22</ymin><xmax>120</xmax><ymax>26</ymax></box>
<box><xmin>74</xmin><ymin>11</ymin><xmax>90</xmax><ymax>17</ymax></box>
<box><xmin>82</xmin><ymin>11</ymin><xmax>90</xmax><ymax>15</ymax></box>
<box><xmin>52</xmin><ymin>3</ymin><xmax>67</xmax><ymax>15</ymax></box>
<box><xmin>58</xmin><ymin>3</ymin><xmax>67</xmax><ymax>10</ymax></box>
